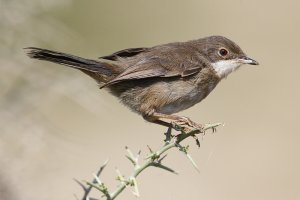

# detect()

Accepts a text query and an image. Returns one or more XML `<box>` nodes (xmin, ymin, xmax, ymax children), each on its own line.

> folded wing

<box><xmin>101</xmin><ymin>45</ymin><xmax>208</xmax><ymax>88</ymax></box>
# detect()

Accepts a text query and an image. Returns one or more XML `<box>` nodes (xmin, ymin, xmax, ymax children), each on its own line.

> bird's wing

<box><xmin>99</xmin><ymin>47</ymin><xmax>149</xmax><ymax>61</ymax></box>
<box><xmin>101</xmin><ymin>46</ymin><xmax>208</xmax><ymax>88</ymax></box>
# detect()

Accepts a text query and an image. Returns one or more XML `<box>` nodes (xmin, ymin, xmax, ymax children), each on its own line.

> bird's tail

<box><xmin>25</xmin><ymin>47</ymin><xmax>120</xmax><ymax>82</ymax></box>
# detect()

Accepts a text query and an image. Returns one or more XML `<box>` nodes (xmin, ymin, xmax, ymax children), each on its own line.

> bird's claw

<box><xmin>172</xmin><ymin>125</ymin><xmax>202</xmax><ymax>147</ymax></box>
<box><xmin>173</xmin><ymin>116</ymin><xmax>204</xmax><ymax>133</ymax></box>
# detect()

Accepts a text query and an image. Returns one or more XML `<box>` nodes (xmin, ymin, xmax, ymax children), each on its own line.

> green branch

<box><xmin>75</xmin><ymin>122</ymin><xmax>222</xmax><ymax>200</ymax></box>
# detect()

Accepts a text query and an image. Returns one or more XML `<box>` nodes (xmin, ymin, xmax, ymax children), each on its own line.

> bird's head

<box><xmin>195</xmin><ymin>36</ymin><xmax>259</xmax><ymax>78</ymax></box>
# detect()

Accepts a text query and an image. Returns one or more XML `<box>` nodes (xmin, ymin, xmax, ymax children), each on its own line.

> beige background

<box><xmin>1</xmin><ymin>0</ymin><xmax>299</xmax><ymax>199</ymax></box>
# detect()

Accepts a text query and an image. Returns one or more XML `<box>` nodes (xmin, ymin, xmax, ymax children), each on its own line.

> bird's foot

<box><xmin>171</xmin><ymin>120</ymin><xmax>202</xmax><ymax>147</ymax></box>
<box><xmin>172</xmin><ymin>116</ymin><xmax>204</xmax><ymax>133</ymax></box>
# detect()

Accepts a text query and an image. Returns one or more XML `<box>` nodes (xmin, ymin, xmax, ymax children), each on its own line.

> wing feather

<box><xmin>101</xmin><ymin>45</ymin><xmax>208</xmax><ymax>88</ymax></box>
<box><xmin>100</xmin><ymin>47</ymin><xmax>148</xmax><ymax>61</ymax></box>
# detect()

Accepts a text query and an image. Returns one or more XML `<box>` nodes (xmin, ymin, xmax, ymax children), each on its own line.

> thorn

<box><xmin>92</xmin><ymin>174</ymin><xmax>102</xmax><ymax>185</ymax></box>
<box><xmin>77</xmin><ymin>160</ymin><xmax>110</xmax><ymax>200</ymax></box>
<box><xmin>86</xmin><ymin>181</ymin><xmax>101</xmax><ymax>191</ymax></box>
<box><xmin>176</xmin><ymin>144</ymin><xmax>200</xmax><ymax>173</ymax></box>
<box><xmin>186</xmin><ymin>153</ymin><xmax>200</xmax><ymax>173</ymax></box>
<box><xmin>157</xmin><ymin>154</ymin><xmax>167</xmax><ymax>163</ymax></box>
<box><xmin>212</xmin><ymin>126</ymin><xmax>216</xmax><ymax>133</ymax></box>
<box><xmin>152</xmin><ymin>162</ymin><xmax>178</xmax><ymax>175</ymax></box>
<box><xmin>125</xmin><ymin>146</ymin><xmax>137</xmax><ymax>165</ymax></box>
<box><xmin>115</xmin><ymin>168</ymin><xmax>125</xmax><ymax>183</ymax></box>
<box><xmin>96</xmin><ymin>159</ymin><xmax>109</xmax><ymax>177</ymax></box>
<box><xmin>130</xmin><ymin>178</ymin><xmax>140</xmax><ymax>197</ymax></box>
<box><xmin>164</xmin><ymin>127</ymin><xmax>173</xmax><ymax>142</ymax></box>
<box><xmin>147</xmin><ymin>145</ymin><xmax>153</xmax><ymax>153</ymax></box>
<box><xmin>86</xmin><ymin>181</ymin><xmax>111</xmax><ymax>199</ymax></box>
<box><xmin>136</xmin><ymin>150</ymin><xmax>141</xmax><ymax>162</ymax></box>
<box><xmin>193</xmin><ymin>135</ymin><xmax>201</xmax><ymax>148</ymax></box>
<box><xmin>125</xmin><ymin>155</ymin><xmax>136</xmax><ymax>165</ymax></box>
<box><xmin>74</xmin><ymin>178</ymin><xmax>87</xmax><ymax>191</ymax></box>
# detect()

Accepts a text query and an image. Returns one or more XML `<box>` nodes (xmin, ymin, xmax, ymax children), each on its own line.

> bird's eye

<box><xmin>218</xmin><ymin>48</ymin><xmax>228</xmax><ymax>57</ymax></box>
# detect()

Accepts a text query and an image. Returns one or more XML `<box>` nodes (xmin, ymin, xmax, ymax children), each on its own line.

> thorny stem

<box><xmin>78</xmin><ymin>122</ymin><xmax>222</xmax><ymax>200</ymax></box>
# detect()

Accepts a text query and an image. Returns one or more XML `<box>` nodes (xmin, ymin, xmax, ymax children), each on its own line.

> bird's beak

<box><xmin>238</xmin><ymin>56</ymin><xmax>259</xmax><ymax>65</ymax></box>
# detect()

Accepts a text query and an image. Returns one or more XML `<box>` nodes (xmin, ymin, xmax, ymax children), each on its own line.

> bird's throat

<box><xmin>211</xmin><ymin>60</ymin><xmax>242</xmax><ymax>78</ymax></box>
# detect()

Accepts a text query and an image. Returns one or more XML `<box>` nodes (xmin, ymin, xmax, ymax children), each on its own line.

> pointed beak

<box><xmin>238</xmin><ymin>56</ymin><xmax>259</xmax><ymax>65</ymax></box>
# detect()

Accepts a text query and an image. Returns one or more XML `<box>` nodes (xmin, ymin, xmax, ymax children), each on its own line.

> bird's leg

<box><xmin>147</xmin><ymin>118</ymin><xmax>174</xmax><ymax>129</ymax></box>
<box><xmin>155</xmin><ymin>112</ymin><xmax>203</xmax><ymax>130</ymax></box>
<box><xmin>143</xmin><ymin>112</ymin><xmax>174</xmax><ymax>129</ymax></box>
<box><xmin>144</xmin><ymin>112</ymin><xmax>203</xmax><ymax>147</ymax></box>
<box><xmin>143</xmin><ymin>111</ymin><xmax>203</xmax><ymax>131</ymax></box>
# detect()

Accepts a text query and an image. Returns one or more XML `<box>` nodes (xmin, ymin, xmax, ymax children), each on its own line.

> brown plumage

<box><xmin>25</xmin><ymin>36</ymin><xmax>258</xmax><ymax>129</ymax></box>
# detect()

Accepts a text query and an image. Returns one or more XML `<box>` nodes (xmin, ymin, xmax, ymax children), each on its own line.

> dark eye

<box><xmin>219</xmin><ymin>48</ymin><xmax>228</xmax><ymax>57</ymax></box>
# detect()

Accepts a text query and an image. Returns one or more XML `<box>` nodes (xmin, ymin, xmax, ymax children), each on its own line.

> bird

<box><xmin>25</xmin><ymin>36</ymin><xmax>258</xmax><ymax>130</ymax></box>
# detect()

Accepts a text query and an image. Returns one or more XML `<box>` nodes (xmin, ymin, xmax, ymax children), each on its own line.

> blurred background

<box><xmin>1</xmin><ymin>0</ymin><xmax>299</xmax><ymax>199</ymax></box>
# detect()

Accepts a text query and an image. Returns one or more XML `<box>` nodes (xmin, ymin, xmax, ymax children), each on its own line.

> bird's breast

<box><xmin>156</xmin><ymin>73</ymin><xmax>219</xmax><ymax>114</ymax></box>
<box><xmin>157</xmin><ymin>88</ymin><xmax>206</xmax><ymax>114</ymax></box>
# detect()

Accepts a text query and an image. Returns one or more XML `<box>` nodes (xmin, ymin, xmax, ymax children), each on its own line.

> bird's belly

<box><xmin>159</xmin><ymin>102</ymin><xmax>196</xmax><ymax>114</ymax></box>
<box><xmin>156</xmin><ymin>78</ymin><xmax>218</xmax><ymax>114</ymax></box>
<box><xmin>157</xmin><ymin>88</ymin><xmax>206</xmax><ymax>114</ymax></box>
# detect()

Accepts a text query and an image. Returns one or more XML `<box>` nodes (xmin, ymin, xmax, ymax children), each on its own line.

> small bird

<box><xmin>25</xmin><ymin>36</ymin><xmax>258</xmax><ymax>130</ymax></box>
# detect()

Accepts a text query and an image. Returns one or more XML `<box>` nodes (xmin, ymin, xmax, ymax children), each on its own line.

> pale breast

<box><xmin>156</xmin><ymin>69</ymin><xmax>220</xmax><ymax>114</ymax></box>
<box><xmin>158</xmin><ymin>89</ymin><xmax>205</xmax><ymax>114</ymax></box>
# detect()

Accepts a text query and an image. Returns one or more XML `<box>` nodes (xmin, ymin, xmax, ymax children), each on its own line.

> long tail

<box><xmin>25</xmin><ymin>47</ymin><xmax>117</xmax><ymax>78</ymax></box>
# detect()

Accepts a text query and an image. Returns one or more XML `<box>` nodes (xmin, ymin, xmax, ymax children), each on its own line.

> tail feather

<box><xmin>25</xmin><ymin>47</ymin><xmax>114</xmax><ymax>76</ymax></box>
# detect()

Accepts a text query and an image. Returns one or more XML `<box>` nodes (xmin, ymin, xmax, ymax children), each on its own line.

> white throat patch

<box><xmin>211</xmin><ymin>60</ymin><xmax>242</xmax><ymax>78</ymax></box>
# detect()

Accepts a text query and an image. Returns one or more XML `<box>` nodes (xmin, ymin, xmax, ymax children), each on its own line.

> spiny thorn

<box><xmin>147</xmin><ymin>145</ymin><xmax>153</xmax><ymax>153</ymax></box>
